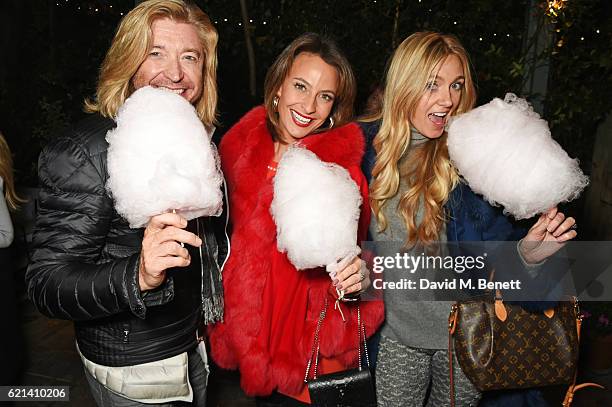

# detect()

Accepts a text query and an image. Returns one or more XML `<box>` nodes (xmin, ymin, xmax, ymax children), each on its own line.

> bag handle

<box><xmin>304</xmin><ymin>297</ymin><xmax>369</xmax><ymax>382</ymax></box>
<box><xmin>562</xmin><ymin>301</ymin><xmax>605</xmax><ymax>406</ymax></box>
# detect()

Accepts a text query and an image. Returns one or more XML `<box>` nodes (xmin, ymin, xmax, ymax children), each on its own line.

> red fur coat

<box><xmin>208</xmin><ymin>106</ymin><xmax>384</xmax><ymax>397</ymax></box>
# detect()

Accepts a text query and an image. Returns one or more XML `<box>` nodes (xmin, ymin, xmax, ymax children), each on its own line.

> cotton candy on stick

<box><xmin>106</xmin><ymin>86</ymin><xmax>223</xmax><ymax>228</ymax></box>
<box><xmin>447</xmin><ymin>93</ymin><xmax>588</xmax><ymax>220</ymax></box>
<box><xmin>271</xmin><ymin>146</ymin><xmax>363</xmax><ymax>283</ymax></box>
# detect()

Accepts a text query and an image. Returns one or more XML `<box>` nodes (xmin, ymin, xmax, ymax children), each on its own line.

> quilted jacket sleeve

<box><xmin>25</xmin><ymin>135</ymin><xmax>147</xmax><ymax>321</ymax></box>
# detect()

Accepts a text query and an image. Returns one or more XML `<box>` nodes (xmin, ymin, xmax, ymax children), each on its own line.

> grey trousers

<box><xmin>84</xmin><ymin>348</ymin><xmax>208</xmax><ymax>407</ymax></box>
<box><xmin>375</xmin><ymin>335</ymin><xmax>480</xmax><ymax>407</ymax></box>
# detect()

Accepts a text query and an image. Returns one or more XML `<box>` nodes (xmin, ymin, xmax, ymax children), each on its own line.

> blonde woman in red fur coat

<box><xmin>208</xmin><ymin>33</ymin><xmax>384</xmax><ymax>406</ymax></box>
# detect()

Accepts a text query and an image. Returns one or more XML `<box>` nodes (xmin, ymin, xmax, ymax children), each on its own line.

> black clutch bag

<box><xmin>305</xmin><ymin>298</ymin><xmax>377</xmax><ymax>407</ymax></box>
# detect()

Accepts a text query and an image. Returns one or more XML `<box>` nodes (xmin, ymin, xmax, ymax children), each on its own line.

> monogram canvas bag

<box><xmin>448</xmin><ymin>294</ymin><xmax>603</xmax><ymax>406</ymax></box>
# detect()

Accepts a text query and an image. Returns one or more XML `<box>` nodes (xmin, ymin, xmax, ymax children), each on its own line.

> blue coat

<box><xmin>359</xmin><ymin>121</ymin><xmax>560</xmax><ymax>301</ymax></box>
<box><xmin>360</xmin><ymin>121</ymin><xmax>521</xmax><ymax>242</ymax></box>
<box><xmin>359</xmin><ymin>121</ymin><xmax>557</xmax><ymax>407</ymax></box>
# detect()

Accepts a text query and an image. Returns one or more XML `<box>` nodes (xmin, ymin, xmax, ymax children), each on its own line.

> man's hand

<box><xmin>139</xmin><ymin>212</ymin><xmax>202</xmax><ymax>291</ymax></box>
<box><xmin>335</xmin><ymin>256</ymin><xmax>370</xmax><ymax>296</ymax></box>
<box><xmin>519</xmin><ymin>207</ymin><xmax>577</xmax><ymax>265</ymax></box>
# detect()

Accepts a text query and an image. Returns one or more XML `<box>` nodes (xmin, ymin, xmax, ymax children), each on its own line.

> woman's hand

<box><xmin>334</xmin><ymin>256</ymin><xmax>370</xmax><ymax>297</ymax></box>
<box><xmin>519</xmin><ymin>207</ymin><xmax>577</xmax><ymax>265</ymax></box>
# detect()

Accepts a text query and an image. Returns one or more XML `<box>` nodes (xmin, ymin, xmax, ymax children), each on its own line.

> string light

<box><xmin>545</xmin><ymin>0</ymin><xmax>567</xmax><ymax>19</ymax></box>
<box><xmin>52</xmin><ymin>0</ymin><xmax>601</xmax><ymax>43</ymax></box>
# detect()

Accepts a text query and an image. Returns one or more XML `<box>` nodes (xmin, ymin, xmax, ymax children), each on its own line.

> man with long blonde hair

<box><xmin>26</xmin><ymin>1</ymin><xmax>227</xmax><ymax>405</ymax></box>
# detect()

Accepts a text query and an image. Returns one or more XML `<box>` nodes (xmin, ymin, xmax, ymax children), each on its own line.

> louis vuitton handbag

<box><xmin>305</xmin><ymin>297</ymin><xmax>377</xmax><ymax>407</ymax></box>
<box><xmin>448</xmin><ymin>293</ymin><xmax>603</xmax><ymax>406</ymax></box>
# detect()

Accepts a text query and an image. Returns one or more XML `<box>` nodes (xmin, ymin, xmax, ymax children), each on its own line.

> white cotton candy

<box><xmin>271</xmin><ymin>146</ymin><xmax>362</xmax><ymax>271</ymax></box>
<box><xmin>106</xmin><ymin>86</ymin><xmax>223</xmax><ymax>228</ymax></box>
<box><xmin>447</xmin><ymin>93</ymin><xmax>588</xmax><ymax>219</ymax></box>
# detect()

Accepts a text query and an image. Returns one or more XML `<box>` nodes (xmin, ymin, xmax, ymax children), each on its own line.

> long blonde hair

<box><xmin>369</xmin><ymin>32</ymin><xmax>476</xmax><ymax>245</ymax></box>
<box><xmin>85</xmin><ymin>0</ymin><xmax>218</xmax><ymax>128</ymax></box>
<box><xmin>0</xmin><ymin>132</ymin><xmax>24</xmax><ymax>211</ymax></box>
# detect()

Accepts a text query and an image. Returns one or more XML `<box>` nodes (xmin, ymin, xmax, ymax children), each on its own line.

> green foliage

<box><xmin>545</xmin><ymin>0</ymin><xmax>612</xmax><ymax>166</ymax></box>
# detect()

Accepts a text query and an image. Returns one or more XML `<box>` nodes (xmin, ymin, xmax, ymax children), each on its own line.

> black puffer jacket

<box><xmin>26</xmin><ymin>114</ymin><xmax>229</xmax><ymax>367</ymax></box>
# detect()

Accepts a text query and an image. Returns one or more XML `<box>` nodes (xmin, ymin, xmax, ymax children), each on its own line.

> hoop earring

<box><xmin>327</xmin><ymin>116</ymin><xmax>334</xmax><ymax>129</ymax></box>
<box><xmin>273</xmin><ymin>96</ymin><xmax>279</xmax><ymax>111</ymax></box>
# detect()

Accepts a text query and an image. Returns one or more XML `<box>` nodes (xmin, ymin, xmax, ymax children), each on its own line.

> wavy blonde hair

<box><xmin>85</xmin><ymin>0</ymin><xmax>218</xmax><ymax>128</ymax></box>
<box><xmin>263</xmin><ymin>33</ymin><xmax>356</xmax><ymax>140</ymax></box>
<box><xmin>369</xmin><ymin>32</ymin><xmax>476</xmax><ymax>245</ymax></box>
<box><xmin>0</xmin><ymin>132</ymin><xmax>24</xmax><ymax>211</ymax></box>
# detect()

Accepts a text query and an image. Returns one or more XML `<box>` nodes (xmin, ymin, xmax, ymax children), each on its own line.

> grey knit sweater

<box><xmin>369</xmin><ymin>130</ymin><xmax>451</xmax><ymax>350</ymax></box>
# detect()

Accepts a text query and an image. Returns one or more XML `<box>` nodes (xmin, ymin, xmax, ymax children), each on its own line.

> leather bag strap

<box><xmin>448</xmin><ymin>304</ymin><xmax>458</xmax><ymax>407</ymax></box>
<box><xmin>449</xmin><ymin>329</ymin><xmax>456</xmax><ymax>407</ymax></box>
<box><xmin>562</xmin><ymin>311</ymin><xmax>605</xmax><ymax>406</ymax></box>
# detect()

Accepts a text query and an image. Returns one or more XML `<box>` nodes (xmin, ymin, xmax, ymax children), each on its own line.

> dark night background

<box><xmin>1</xmin><ymin>0</ymin><xmax>612</xmax><ymax>405</ymax></box>
<box><xmin>1</xmin><ymin>0</ymin><xmax>610</xmax><ymax>186</ymax></box>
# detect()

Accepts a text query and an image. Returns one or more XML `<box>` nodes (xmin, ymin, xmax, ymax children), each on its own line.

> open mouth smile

<box><xmin>428</xmin><ymin>111</ymin><xmax>448</xmax><ymax>127</ymax></box>
<box><xmin>290</xmin><ymin>109</ymin><xmax>314</xmax><ymax>127</ymax></box>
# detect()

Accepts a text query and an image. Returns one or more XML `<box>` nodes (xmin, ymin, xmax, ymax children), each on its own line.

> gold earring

<box><xmin>273</xmin><ymin>96</ymin><xmax>279</xmax><ymax>111</ymax></box>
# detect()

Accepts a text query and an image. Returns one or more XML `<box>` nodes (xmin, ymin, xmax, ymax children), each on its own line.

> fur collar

<box><xmin>220</xmin><ymin>106</ymin><xmax>365</xmax><ymax>177</ymax></box>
